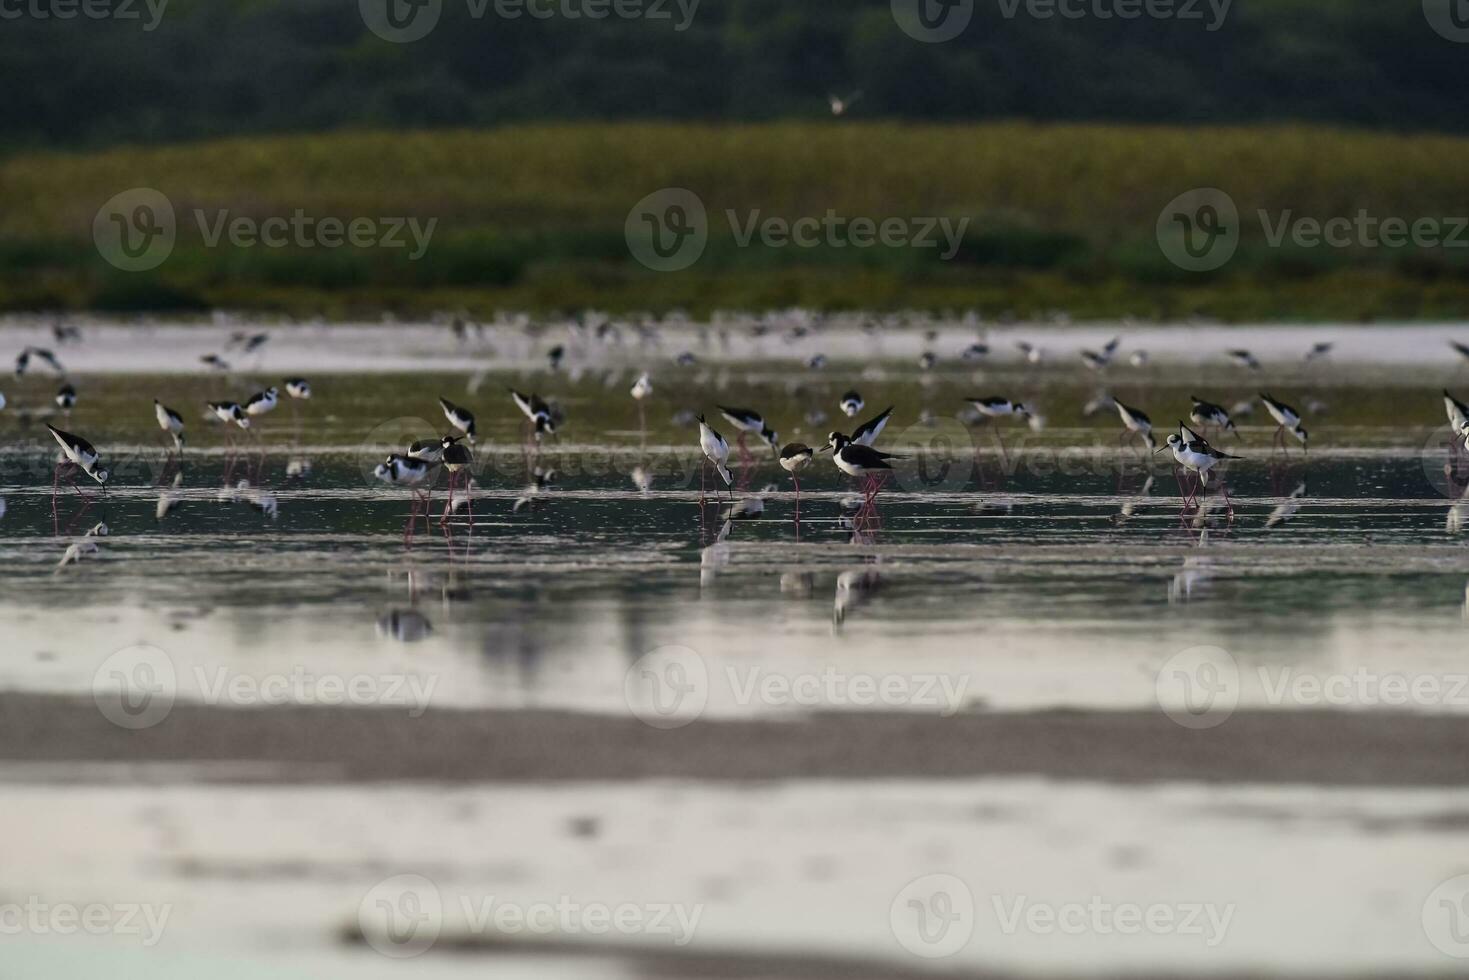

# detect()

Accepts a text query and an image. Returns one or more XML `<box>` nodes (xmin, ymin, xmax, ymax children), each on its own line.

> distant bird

<box><xmin>676</xmin><ymin>352</ymin><xmax>698</xmax><ymax>367</ymax></box>
<box><xmin>631</xmin><ymin>372</ymin><xmax>653</xmax><ymax>402</ymax></box>
<box><xmin>242</xmin><ymin>333</ymin><xmax>269</xmax><ymax>354</ymax></box>
<box><xmin>779</xmin><ymin>443</ymin><xmax>815</xmax><ymax>501</ymax></box>
<box><xmin>46</xmin><ymin>423</ymin><xmax>109</xmax><ymax>488</ymax></box>
<box><xmin>440</xmin><ymin>396</ymin><xmax>477</xmax><ymax>443</ymax></box>
<box><xmin>51</xmin><ymin>322</ymin><xmax>82</xmax><ymax>345</ymax></box>
<box><xmin>918</xmin><ymin>351</ymin><xmax>938</xmax><ymax>371</ymax></box>
<box><xmin>1081</xmin><ymin>337</ymin><xmax>1120</xmax><ymax>371</ymax></box>
<box><xmin>1189</xmin><ymin>395</ymin><xmax>1238</xmax><ymax>439</ymax></box>
<box><xmin>548</xmin><ymin>345</ymin><xmax>565</xmax><ymax>371</ymax></box>
<box><xmin>284</xmin><ymin>377</ymin><xmax>312</xmax><ymax>400</ymax></box>
<box><xmin>1113</xmin><ymin>398</ymin><xmax>1155</xmax><ymax>453</ymax></box>
<box><xmin>154</xmin><ymin>400</ymin><xmax>185</xmax><ymax>453</ymax></box>
<box><xmin>968</xmin><ymin>396</ymin><xmax>1030</xmax><ymax>421</ymax></box>
<box><xmin>509</xmin><ymin>389</ymin><xmax>556</xmax><ymax>440</ymax></box>
<box><xmin>962</xmin><ymin>343</ymin><xmax>991</xmax><ymax>362</ymax></box>
<box><xmin>1015</xmin><ymin>342</ymin><xmax>1043</xmax><ymax>365</ymax></box>
<box><xmin>806</xmin><ymin>354</ymin><xmax>828</xmax><ymax>370</ymax></box>
<box><xmin>1228</xmin><ymin>350</ymin><xmax>1262</xmax><ymax>371</ymax></box>
<box><xmin>1304</xmin><ymin>342</ymin><xmax>1334</xmax><ymax>363</ymax></box>
<box><xmin>718</xmin><ymin>406</ymin><xmax>778</xmax><ymax>455</ymax></box>
<box><xmin>55</xmin><ymin>384</ymin><xmax>76</xmax><ymax>413</ymax></box>
<box><xmin>1452</xmin><ymin>341</ymin><xmax>1469</xmax><ymax>363</ymax></box>
<box><xmin>850</xmin><ymin>406</ymin><xmax>894</xmax><ymax>447</ymax></box>
<box><xmin>840</xmin><ymin>390</ymin><xmax>864</xmax><ymax>417</ymax></box>
<box><xmin>697</xmin><ymin>415</ymin><xmax>733</xmax><ymax>494</ymax></box>
<box><xmin>208</xmin><ymin>401</ymin><xmax>251</xmax><ymax>430</ymax></box>
<box><xmin>244</xmin><ymin>386</ymin><xmax>279</xmax><ymax>417</ymax></box>
<box><xmin>1260</xmin><ymin>393</ymin><xmax>1309</xmax><ymax>452</ymax></box>
<box><xmin>827</xmin><ymin>91</ymin><xmax>862</xmax><ymax>116</ymax></box>
<box><xmin>1128</xmin><ymin>351</ymin><xmax>1149</xmax><ymax>368</ymax></box>
<box><xmin>17</xmin><ymin>346</ymin><xmax>64</xmax><ymax>377</ymax></box>
<box><xmin>200</xmin><ymin>354</ymin><xmax>231</xmax><ymax>372</ymax></box>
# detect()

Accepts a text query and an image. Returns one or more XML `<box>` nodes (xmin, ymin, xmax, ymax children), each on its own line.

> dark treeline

<box><xmin>2</xmin><ymin>0</ymin><xmax>1463</xmax><ymax>149</ymax></box>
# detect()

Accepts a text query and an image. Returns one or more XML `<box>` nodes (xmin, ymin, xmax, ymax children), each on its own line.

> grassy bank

<box><xmin>3</xmin><ymin>122</ymin><xmax>1469</xmax><ymax>319</ymax></box>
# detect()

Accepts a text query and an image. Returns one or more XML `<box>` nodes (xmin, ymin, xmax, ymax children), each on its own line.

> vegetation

<box><xmin>4</xmin><ymin>122</ymin><xmax>1469</xmax><ymax>319</ymax></box>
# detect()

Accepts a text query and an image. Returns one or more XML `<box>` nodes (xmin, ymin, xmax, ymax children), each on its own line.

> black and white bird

<box><xmin>17</xmin><ymin>346</ymin><xmax>65</xmax><ymax>377</ymax></box>
<box><xmin>440</xmin><ymin>396</ymin><xmax>478</xmax><ymax>443</ymax></box>
<box><xmin>1081</xmin><ymin>337</ymin><xmax>1120</xmax><ymax>371</ymax></box>
<box><xmin>46</xmin><ymin>423</ymin><xmax>109</xmax><ymax>487</ymax></box>
<box><xmin>1304</xmin><ymin>342</ymin><xmax>1334</xmax><ymax>363</ymax></box>
<box><xmin>1190</xmin><ymin>395</ymin><xmax>1238</xmax><ymax>439</ymax></box>
<box><xmin>1260</xmin><ymin>393</ymin><xmax>1309</xmax><ymax>451</ymax></box>
<box><xmin>631</xmin><ymin>372</ymin><xmax>653</xmax><ymax>402</ymax></box>
<box><xmin>968</xmin><ymin>396</ymin><xmax>1031</xmax><ymax>421</ymax></box>
<box><xmin>374</xmin><ymin>452</ymin><xmax>436</xmax><ymax>543</ymax></box>
<box><xmin>509</xmin><ymin>389</ymin><xmax>556</xmax><ymax>439</ymax></box>
<box><xmin>1229</xmin><ymin>349</ymin><xmax>1263</xmax><ymax>371</ymax></box>
<box><xmin>697</xmin><ymin>415</ymin><xmax>734</xmax><ymax>491</ymax></box>
<box><xmin>1158</xmin><ymin>425</ymin><xmax>1242</xmax><ymax>508</ymax></box>
<box><xmin>208</xmin><ymin>401</ymin><xmax>251</xmax><ymax>429</ymax></box>
<box><xmin>1445</xmin><ymin>390</ymin><xmax>1469</xmax><ymax>433</ymax></box>
<box><xmin>154</xmin><ymin>400</ymin><xmax>185</xmax><ymax>453</ymax></box>
<box><xmin>55</xmin><ymin>384</ymin><xmax>77</xmax><ymax>413</ymax></box>
<box><xmin>962</xmin><ymin>343</ymin><xmax>991</xmax><ymax>362</ymax></box>
<box><xmin>779</xmin><ymin>443</ymin><xmax>815</xmax><ymax>500</ymax></box>
<box><xmin>717</xmin><ymin>406</ymin><xmax>778</xmax><ymax>454</ymax></box>
<box><xmin>1451</xmin><ymin>341</ymin><xmax>1469</xmax><ymax>363</ymax></box>
<box><xmin>1015</xmin><ymin>341</ymin><xmax>1043</xmax><ymax>365</ymax></box>
<box><xmin>840</xmin><ymin>390</ymin><xmax>865</xmax><ymax>418</ymax></box>
<box><xmin>284</xmin><ymin>377</ymin><xmax>312</xmax><ymax>400</ymax></box>
<box><xmin>440</xmin><ymin>435</ymin><xmax>474</xmax><ymax>525</ymax></box>
<box><xmin>918</xmin><ymin>351</ymin><xmax>938</xmax><ymax>371</ymax></box>
<box><xmin>825</xmin><ymin>432</ymin><xmax>900</xmax><ymax>479</ymax></box>
<box><xmin>406</xmin><ymin>435</ymin><xmax>449</xmax><ymax>465</ymax></box>
<box><xmin>244</xmin><ymin>386</ymin><xmax>279</xmax><ymax>417</ymax></box>
<box><xmin>201</xmin><ymin>354</ymin><xmax>231</xmax><ymax>372</ymax></box>
<box><xmin>850</xmin><ymin>406</ymin><xmax>894</xmax><ymax>447</ymax></box>
<box><xmin>1113</xmin><ymin>398</ymin><xmax>1155</xmax><ymax>452</ymax></box>
<box><xmin>547</xmin><ymin>345</ymin><xmax>565</xmax><ymax>371</ymax></box>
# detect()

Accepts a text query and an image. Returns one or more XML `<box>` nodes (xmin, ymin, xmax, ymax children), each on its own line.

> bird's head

<box><xmin>761</xmin><ymin>426</ymin><xmax>779</xmax><ymax>450</ymax></box>
<box><xmin>93</xmin><ymin>467</ymin><xmax>110</xmax><ymax>485</ymax></box>
<box><xmin>1158</xmin><ymin>434</ymin><xmax>1182</xmax><ymax>454</ymax></box>
<box><xmin>1014</xmin><ymin>403</ymin><xmax>1032</xmax><ymax>419</ymax></box>
<box><xmin>824</xmin><ymin>432</ymin><xmax>849</xmax><ymax>452</ymax></box>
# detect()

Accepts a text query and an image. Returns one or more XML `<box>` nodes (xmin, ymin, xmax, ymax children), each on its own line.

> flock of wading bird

<box><xmin>14</xmin><ymin>324</ymin><xmax>1469</xmax><ymax>541</ymax></box>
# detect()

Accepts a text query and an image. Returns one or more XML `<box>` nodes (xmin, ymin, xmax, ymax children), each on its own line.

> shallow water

<box><xmin>3</xmin><ymin>321</ymin><xmax>1469</xmax><ymax>977</ymax></box>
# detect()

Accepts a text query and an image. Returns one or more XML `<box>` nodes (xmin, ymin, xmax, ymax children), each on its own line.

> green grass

<box><xmin>4</xmin><ymin>122</ymin><xmax>1469</xmax><ymax>319</ymax></box>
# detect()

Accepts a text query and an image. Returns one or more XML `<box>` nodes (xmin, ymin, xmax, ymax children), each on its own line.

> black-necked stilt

<box><xmin>631</xmin><ymin>372</ymin><xmax>652</xmax><ymax>429</ymax></box>
<box><xmin>697</xmin><ymin>415</ymin><xmax>733</xmax><ymax>498</ymax></box>
<box><xmin>1229</xmin><ymin>349</ymin><xmax>1262</xmax><ymax>371</ymax></box>
<box><xmin>1080</xmin><ymin>337</ymin><xmax>1119</xmax><ymax>371</ymax></box>
<box><xmin>16</xmin><ymin>346</ymin><xmax>65</xmax><ymax>377</ymax></box>
<box><xmin>1446</xmin><ymin>390</ymin><xmax>1469</xmax><ymax>434</ymax></box>
<box><xmin>918</xmin><ymin>351</ymin><xmax>938</xmax><ymax>371</ymax></box>
<box><xmin>1304</xmin><ymin>342</ymin><xmax>1334</xmax><ymax>363</ymax></box>
<box><xmin>1260</xmin><ymin>393</ymin><xmax>1309</xmax><ymax>453</ymax></box>
<box><xmin>850</xmin><ymin>406</ymin><xmax>894</xmax><ymax>447</ymax></box>
<box><xmin>374</xmin><ymin>452</ymin><xmax>435</xmax><ymax>543</ymax></box>
<box><xmin>676</xmin><ymin>351</ymin><xmax>697</xmax><ymax>367</ymax></box>
<box><xmin>1015</xmin><ymin>341</ymin><xmax>1043</xmax><ymax>364</ymax></box>
<box><xmin>406</xmin><ymin>436</ymin><xmax>448</xmax><ymax>465</ymax></box>
<box><xmin>154</xmin><ymin>400</ymin><xmax>185</xmax><ymax>453</ymax></box>
<box><xmin>201</xmin><ymin>354</ymin><xmax>231</xmax><ymax>372</ymax></box>
<box><xmin>1158</xmin><ymin>424</ymin><xmax>1242</xmax><ymax>514</ymax></box>
<box><xmin>284</xmin><ymin>377</ymin><xmax>312</xmax><ymax>400</ymax></box>
<box><xmin>509</xmin><ymin>389</ymin><xmax>557</xmax><ymax>441</ymax></box>
<box><xmin>1128</xmin><ymin>350</ymin><xmax>1149</xmax><ymax>368</ymax></box>
<box><xmin>779</xmin><ymin>443</ymin><xmax>814</xmax><ymax>502</ymax></box>
<box><xmin>440</xmin><ymin>396</ymin><xmax>477</xmax><ymax>444</ymax></box>
<box><xmin>806</xmin><ymin>354</ymin><xmax>827</xmax><ymax>370</ymax></box>
<box><xmin>209</xmin><ymin>401</ymin><xmax>250</xmax><ymax>430</ymax></box>
<box><xmin>244</xmin><ymin>386</ymin><xmax>279</xmax><ymax>418</ymax></box>
<box><xmin>967</xmin><ymin>396</ymin><xmax>1029</xmax><ymax>456</ymax></box>
<box><xmin>440</xmin><ymin>435</ymin><xmax>474</xmax><ymax>526</ymax></box>
<box><xmin>52</xmin><ymin>322</ymin><xmax>82</xmax><ymax>346</ymax></box>
<box><xmin>962</xmin><ymin>343</ymin><xmax>990</xmax><ymax>362</ymax></box>
<box><xmin>840</xmin><ymin>390</ymin><xmax>864</xmax><ymax>418</ymax></box>
<box><xmin>46</xmin><ymin>423</ymin><xmax>109</xmax><ymax>487</ymax></box>
<box><xmin>717</xmin><ymin>406</ymin><xmax>778</xmax><ymax>457</ymax></box>
<box><xmin>55</xmin><ymin>384</ymin><xmax>76</xmax><ymax>414</ymax></box>
<box><xmin>1190</xmin><ymin>395</ymin><xmax>1238</xmax><ymax>440</ymax></box>
<box><xmin>1113</xmin><ymin>398</ymin><xmax>1155</xmax><ymax>453</ymax></box>
<box><xmin>823</xmin><ymin>432</ymin><xmax>901</xmax><ymax>520</ymax></box>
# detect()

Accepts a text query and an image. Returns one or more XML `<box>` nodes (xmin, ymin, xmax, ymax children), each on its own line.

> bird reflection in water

<box><xmin>1110</xmin><ymin>475</ymin><xmax>1154</xmax><ymax>526</ymax></box>
<box><xmin>377</xmin><ymin>609</ymin><xmax>434</xmax><ymax>643</ymax></box>
<box><xmin>833</xmin><ymin>568</ymin><xmax>882</xmax><ymax>628</ymax></box>
<box><xmin>1266</xmin><ymin>481</ymin><xmax>1307</xmax><ymax>529</ymax></box>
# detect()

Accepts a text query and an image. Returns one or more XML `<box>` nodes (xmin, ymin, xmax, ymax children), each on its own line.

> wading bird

<box><xmin>1260</xmin><ymin>393</ymin><xmax>1309</xmax><ymax>453</ymax></box>
<box><xmin>697</xmin><ymin>415</ymin><xmax>733</xmax><ymax>499</ymax></box>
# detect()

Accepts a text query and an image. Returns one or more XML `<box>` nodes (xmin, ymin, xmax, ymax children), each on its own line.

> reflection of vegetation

<box><xmin>5</xmin><ymin>123</ymin><xmax>1469</xmax><ymax>319</ymax></box>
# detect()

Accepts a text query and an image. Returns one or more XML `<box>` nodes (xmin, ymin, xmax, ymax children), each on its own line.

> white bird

<box><xmin>827</xmin><ymin>91</ymin><xmax>862</xmax><ymax>116</ymax></box>
<box><xmin>1260</xmin><ymin>392</ymin><xmax>1309</xmax><ymax>451</ymax></box>
<box><xmin>840</xmin><ymin>390</ymin><xmax>864</xmax><ymax>417</ymax></box>
<box><xmin>154</xmin><ymin>400</ymin><xmax>185</xmax><ymax>452</ymax></box>
<box><xmin>631</xmin><ymin>372</ymin><xmax>653</xmax><ymax>401</ymax></box>
<box><xmin>697</xmin><ymin>415</ymin><xmax>734</xmax><ymax>490</ymax></box>
<box><xmin>244</xmin><ymin>386</ymin><xmax>279</xmax><ymax>417</ymax></box>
